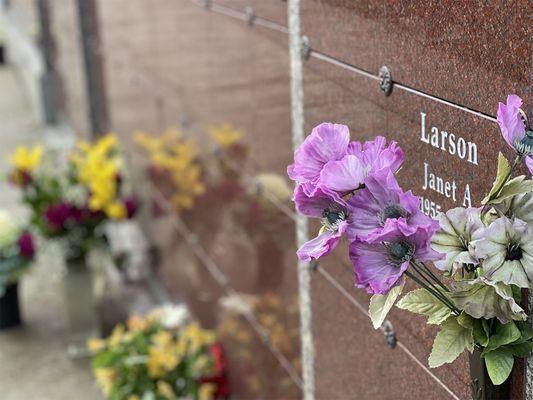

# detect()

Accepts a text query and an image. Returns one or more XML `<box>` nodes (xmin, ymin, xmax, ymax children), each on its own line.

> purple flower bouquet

<box><xmin>288</xmin><ymin>96</ymin><xmax>533</xmax><ymax>386</ymax></box>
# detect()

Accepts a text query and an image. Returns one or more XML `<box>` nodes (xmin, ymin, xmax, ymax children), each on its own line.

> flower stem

<box><xmin>413</xmin><ymin>261</ymin><xmax>450</xmax><ymax>293</ymax></box>
<box><xmin>405</xmin><ymin>270</ymin><xmax>460</xmax><ymax>315</ymax></box>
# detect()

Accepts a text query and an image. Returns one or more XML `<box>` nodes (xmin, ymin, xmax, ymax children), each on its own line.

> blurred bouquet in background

<box><xmin>8</xmin><ymin>135</ymin><xmax>136</xmax><ymax>261</ymax></box>
<box><xmin>89</xmin><ymin>305</ymin><xmax>229</xmax><ymax>400</ymax></box>
<box><xmin>135</xmin><ymin>129</ymin><xmax>205</xmax><ymax>212</ymax></box>
<box><xmin>0</xmin><ymin>211</ymin><xmax>35</xmax><ymax>293</ymax></box>
<box><xmin>0</xmin><ymin>210</ymin><xmax>35</xmax><ymax>329</ymax></box>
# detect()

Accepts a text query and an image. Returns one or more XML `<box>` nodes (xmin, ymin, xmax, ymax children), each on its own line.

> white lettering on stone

<box><xmin>419</xmin><ymin>112</ymin><xmax>478</xmax><ymax>165</ymax></box>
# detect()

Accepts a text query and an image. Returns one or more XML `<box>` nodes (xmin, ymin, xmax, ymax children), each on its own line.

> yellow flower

<box><xmin>152</xmin><ymin>330</ymin><xmax>173</xmax><ymax>347</ymax></box>
<box><xmin>182</xmin><ymin>323</ymin><xmax>215</xmax><ymax>354</ymax></box>
<box><xmin>156</xmin><ymin>381</ymin><xmax>176</xmax><ymax>400</ymax></box>
<box><xmin>198</xmin><ymin>383</ymin><xmax>216</xmax><ymax>400</ymax></box>
<box><xmin>147</xmin><ymin>346</ymin><xmax>179</xmax><ymax>378</ymax></box>
<box><xmin>127</xmin><ymin>396</ymin><xmax>141</xmax><ymax>400</ymax></box>
<box><xmin>108</xmin><ymin>324</ymin><xmax>125</xmax><ymax>347</ymax></box>
<box><xmin>9</xmin><ymin>145</ymin><xmax>43</xmax><ymax>172</ymax></box>
<box><xmin>105</xmin><ymin>201</ymin><xmax>127</xmax><ymax>219</ymax></box>
<box><xmin>209</xmin><ymin>123</ymin><xmax>244</xmax><ymax>148</ymax></box>
<box><xmin>94</xmin><ymin>367</ymin><xmax>116</xmax><ymax>396</ymax></box>
<box><xmin>87</xmin><ymin>338</ymin><xmax>106</xmax><ymax>353</ymax></box>
<box><xmin>191</xmin><ymin>354</ymin><xmax>210</xmax><ymax>375</ymax></box>
<box><xmin>127</xmin><ymin>314</ymin><xmax>151</xmax><ymax>332</ymax></box>
<box><xmin>71</xmin><ymin>134</ymin><xmax>125</xmax><ymax>217</ymax></box>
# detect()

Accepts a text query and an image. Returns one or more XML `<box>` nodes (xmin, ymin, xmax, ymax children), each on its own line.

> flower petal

<box><xmin>497</xmin><ymin>94</ymin><xmax>525</xmax><ymax>149</ymax></box>
<box><xmin>296</xmin><ymin>224</ymin><xmax>345</xmax><ymax>262</ymax></box>
<box><xmin>287</xmin><ymin>123</ymin><xmax>350</xmax><ymax>183</ymax></box>
<box><xmin>319</xmin><ymin>155</ymin><xmax>367</xmax><ymax>192</ymax></box>
<box><xmin>293</xmin><ymin>184</ymin><xmax>346</xmax><ymax>218</ymax></box>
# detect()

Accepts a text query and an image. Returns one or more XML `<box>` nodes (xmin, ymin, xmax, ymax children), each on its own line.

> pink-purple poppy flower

<box><xmin>349</xmin><ymin>219</ymin><xmax>442</xmax><ymax>294</ymax></box>
<box><xmin>497</xmin><ymin>94</ymin><xmax>533</xmax><ymax>174</ymax></box>
<box><xmin>17</xmin><ymin>231</ymin><xmax>35</xmax><ymax>259</ymax></box>
<box><xmin>318</xmin><ymin>154</ymin><xmax>367</xmax><ymax>194</ymax></box>
<box><xmin>348</xmin><ymin>136</ymin><xmax>404</xmax><ymax>176</ymax></box>
<box><xmin>287</xmin><ymin>123</ymin><xmax>350</xmax><ymax>194</ymax></box>
<box><xmin>346</xmin><ymin>168</ymin><xmax>438</xmax><ymax>241</ymax></box>
<box><xmin>293</xmin><ymin>184</ymin><xmax>351</xmax><ymax>262</ymax></box>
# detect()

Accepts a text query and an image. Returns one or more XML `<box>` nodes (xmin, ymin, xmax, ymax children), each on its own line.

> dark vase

<box><xmin>470</xmin><ymin>348</ymin><xmax>511</xmax><ymax>400</ymax></box>
<box><xmin>0</xmin><ymin>283</ymin><xmax>21</xmax><ymax>329</ymax></box>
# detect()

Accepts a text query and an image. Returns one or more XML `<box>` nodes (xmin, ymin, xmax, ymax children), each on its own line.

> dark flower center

<box><xmin>506</xmin><ymin>242</ymin><xmax>523</xmax><ymax>261</ymax></box>
<box><xmin>322</xmin><ymin>207</ymin><xmax>346</xmax><ymax>232</ymax></box>
<box><xmin>518</xmin><ymin>130</ymin><xmax>533</xmax><ymax>156</ymax></box>
<box><xmin>380</xmin><ymin>204</ymin><xmax>407</xmax><ymax>225</ymax></box>
<box><xmin>323</xmin><ymin>209</ymin><xmax>343</xmax><ymax>225</ymax></box>
<box><xmin>388</xmin><ymin>241</ymin><xmax>413</xmax><ymax>264</ymax></box>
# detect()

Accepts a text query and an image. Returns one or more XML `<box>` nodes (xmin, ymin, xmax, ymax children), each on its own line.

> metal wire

<box><xmin>190</xmin><ymin>0</ymin><xmax>498</xmax><ymax>123</ymax></box>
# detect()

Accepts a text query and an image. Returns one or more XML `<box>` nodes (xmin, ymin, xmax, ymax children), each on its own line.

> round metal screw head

<box><xmin>301</xmin><ymin>36</ymin><xmax>311</xmax><ymax>60</ymax></box>
<box><xmin>379</xmin><ymin>65</ymin><xmax>393</xmax><ymax>96</ymax></box>
<box><xmin>245</xmin><ymin>7</ymin><xmax>255</xmax><ymax>26</ymax></box>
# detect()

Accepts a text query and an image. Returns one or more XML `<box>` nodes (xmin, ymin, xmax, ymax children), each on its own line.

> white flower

<box><xmin>506</xmin><ymin>191</ymin><xmax>533</xmax><ymax>225</ymax></box>
<box><xmin>450</xmin><ymin>277</ymin><xmax>526</xmax><ymax>324</ymax></box>
<box><xmin>431</xmin><ymin>207</ymin><xmax>483</xmax><ymax>273</ymax></box>
<box><xmin>0</xmin><ymin>211</ymin><xmax>19</xmax><ymax>249</ymax></box>
<box><xmin>151</xmin><ymin>303</ymin><xmax>190</xmax><ymax>329</ymax></box>
<box><xmin>473</xmin><ymin>217</ymin><xmax>533</xmax><ymax>288</ymax></box>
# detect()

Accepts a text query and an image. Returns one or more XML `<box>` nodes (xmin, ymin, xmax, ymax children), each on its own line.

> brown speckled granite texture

<box><xmin>301</xmin><ymin>0</ymin><xmax>532</xmax><ymax>117</ymax></box>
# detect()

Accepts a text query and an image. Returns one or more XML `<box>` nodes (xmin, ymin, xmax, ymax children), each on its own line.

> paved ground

<box><xmin>0</xmin><ymin>66</ymin><xmax>103</xmax><ymax>400</ymax></box>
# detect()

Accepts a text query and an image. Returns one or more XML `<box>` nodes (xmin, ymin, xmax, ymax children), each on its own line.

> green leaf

<box><xmin>482</xmin><ymin>152</ymin><xmax>511</xmax><ymax>205</ymax></box>
<box><xmin>473</xmin><ymin>319</ymin><xmax>489</xmax><ymax>347</ymax></box>
<box><xmin>490</xmin><ymin>176</ymin><xmax>533</xmax><ymax>204</ymax></box>
<box><xmin>428</xmin><ymin>316</ymin><xmax>474</xmax><ymax>368</ymax></box>
<box><xmin>396</xmin><ymin>288</ymin><xmax>452</xmax><ymax>325</ymax></box>
<box><xmin>509</xmin><ymin>342</ymin><xmax>533</xmax><ymax>358</ymax></box>
<box><xmin>369</xmin><ymin>282</ymin><xmax>404</xmax><ymax>329</ymax></box>
<box><xmin>91</xmin><ymin>351</ymin><xmax>115</xmax><ymax>368</ymax></box>
<box><xmin>515</xmin><ymin>321</ymin><xmax>533</xmax><ymax>343</ymax></box>
<box><xmin>486</xmin><ymin>321</ymin><xmax>521</xmax><ymax>351</ymax></box>
<box><xmin>485</xmin><ymin>348</ymin><xmax>514</xmax><ymax>385</ymax></box>
<box><xmin>481</xmin><ymin>153</ymin><xmax>511</xmax><ymax>205</ymax></box>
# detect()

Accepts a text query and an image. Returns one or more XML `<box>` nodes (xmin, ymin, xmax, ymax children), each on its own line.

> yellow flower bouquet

<box><xmin>7</xmin><ymin>135</ymin><xmax>136</xmax><ymax>260</ymax></box>
<box><xmin>89</xmin><ymin>306</ymin><xmax>229</xmax><ymax>400</ymax></box>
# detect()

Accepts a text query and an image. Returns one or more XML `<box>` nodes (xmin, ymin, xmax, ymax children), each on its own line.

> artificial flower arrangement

<box><xmin>288</xmin><ymin>94</ymin><xmax>533</xmax><ymax>386</ymax></box>
<box><xmin>89</xmin><ymin>304</ymin><xmax>229</xmax><ymax>400</ymax></box>
<box><xmin>135</xmin><ymin>129</ymin><xmax>206</xmax><ymax>213</ymax></box>
<box><xmin>0</xmin><ymin>211</ymin><xmax>35</xmax><ymax>328</ymax></box>
<box><xmin>8</xmin><ymin>135</ymin><xmax>136</xmax><ymax>260</ymax></box>
<box><xmin>0</xmin><ymin>211</ymin><xmax>35</xmax><ymax>292</ymax></box>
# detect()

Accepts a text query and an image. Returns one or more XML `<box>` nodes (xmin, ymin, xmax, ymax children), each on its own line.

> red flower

<box><xmin>199</xmin><ymin>343</ymin><xmax>230</xmax><ymax>399</ymax></box>
<box><xmin>17</xmin><ymin>232</ymin><xmax>35</xmax><ymax>259</ymax></box>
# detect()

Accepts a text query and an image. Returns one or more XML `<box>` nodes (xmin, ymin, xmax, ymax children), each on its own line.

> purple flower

<box><xmin>293</xmin><ymin>184</ymin><xmax>351</xmax><ymax>262</ymax></box>
<box><xmin>349</xmin><ymin>219</ymin><xmax>442</xmax><ymax>294</ymax></box>
<box><xmin>497</xmin><ymin>94</ymin><xmax>533</xmax><ymax>174</ymax></box>
<box><xmin>346</xmin><ymin>168</ymin><xmax>438</xmax><ymax>240</ymax></box>
<box><xmin>17</xmin><ymin>232</ymin><xmax>35</xmax><ymax>259</ymax></box>
<box><xmin>124</xmin><ymin>197</ymin><xmax>137</xmax><ymax>219</ymax></box>
<box><xmin>287</xmin><ymin>123</ymin><xmax>350</xmax><ymax>193</ymax></box>
<box><xmin>44</xmin><ymin>202</ymin><xmax>73</xmax><ymax>230</ymax></box>
<box><xmin>348</xmin><ymin>136</ymin><xmax>404</xmax><ymax>175</ymax></box>
<box><xmin>318</xmin><ymin>154</ymin><xmax>367</xmax><ymax>193</ymax></box>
